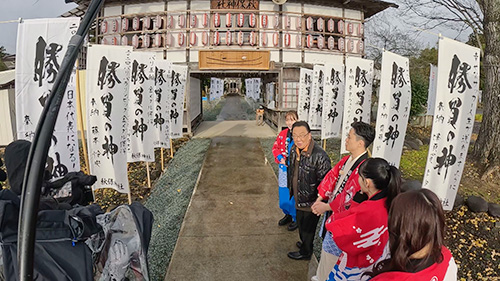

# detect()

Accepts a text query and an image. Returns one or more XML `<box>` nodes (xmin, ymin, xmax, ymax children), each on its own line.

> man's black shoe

<box><xmin>278</xmin><ymin>215</ymin><xmax>292</xmax><ymax>226</ymax></box>
<box><xmin>288</xmin><ymin>221</ymin><xmax>298</xmax><ymax>231</ymax></box>
<box><xmin>296</xmin><ymin>241</ymin><xmax>302</xmax><ymax>248</ymax></box>
<box><xmin>287</xmin><ymin>251</ymin><xmax>311</xmax><ymax>260</ymax></box>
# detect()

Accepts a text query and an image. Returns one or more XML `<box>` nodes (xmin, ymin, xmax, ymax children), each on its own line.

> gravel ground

<box><xmin>202</xmin><ymin>99</ymin><xmax>226</xmax><ymax>121</ymax></box>
<box><xmin>144</xmin><ymin>138</ymin><xmax>211</xmax><ymax>281</ymax></box>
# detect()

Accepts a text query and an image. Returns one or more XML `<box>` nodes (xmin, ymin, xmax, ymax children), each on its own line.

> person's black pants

<box><xmin>297</xmin><ymin>209</ymin><xmax>320</xmax><ymax>256</ymax></box>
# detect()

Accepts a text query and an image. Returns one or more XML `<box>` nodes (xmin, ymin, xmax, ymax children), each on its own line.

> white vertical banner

<box><xmin>15</xmin><ymin>18</ymin><xmax>81</xmax><ymax>177</ymax></box>
<box><xmin>340</xmin><ymin>57</ymin><xmax>374</xmax><ymax>154</ymax></box>
<box><xmin>86</xmin><ymin>44</ymin><xmax>132</xmax><ymax>193</ymax></box>
<box><xmin>245</xmin><ymin>78</ymin><xmax>254</xmax><ymax>99</ymax></box>
<box><xmin>308</xmin><ymin>65</ymin><xmax>325</xmax><ymax>130</ymax></box>
<box><xmin>253</xmin><ymin>78</ymin><xmax>261</xmax><ymax>100</ymax></box>
<box><xmin>298</xmin><ymin>68</ymin><xmax>313</xmax><ymax>121</ymax></box>
<box><xmin>322</xmin><ymin>64</ymin><xmax>345</xmax><ymax>139</ymax></box>
<box><xmin>372</xmin><ymin>51</ymin><xmax>412</xmax><ymax>167</ymax></box>
<box><xmin>423</xmin><ymin>37</ymin><xmax>480</xmax><ymax>210</ymax></box>
<box><xmin>427</xmin><ymin>64</ymin><xmax>438</xmax><ymax>115</ymax></box>
<box><xmin>169</xmin><ymin>65</ymin><xmax>188</xmax><ymax>139</ymax></box>
<box><xmin>153</xmin><ymin>60</ymin><xmax>172</xmax><ymax>148</ymax></box>
<box><xmin>217</xmin><ymin>78</ymin><xmax>224</xmax><ymax>99</ymax></box>
<box><xmin>127</xmin><ymin>52</ymin><xmax>156</xmax><ymax>163</ymax></box>
<box><xmin>210</xmin><ymin>78</ymin><xmax>217</xmax><ymax>101</ymax></box>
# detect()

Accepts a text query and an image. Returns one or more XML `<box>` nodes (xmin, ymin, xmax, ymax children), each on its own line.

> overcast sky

<box><xmin>0</xmin><ymin>0</ymin><xmax>470</xmax><ymax>55</ymax></box>
<box><xmin>0</xmin><ymin>0</ymin><xmax>77</xmax><ymax>54</ymax></box>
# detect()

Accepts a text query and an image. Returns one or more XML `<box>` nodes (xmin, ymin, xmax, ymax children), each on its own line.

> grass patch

<box><xmin>475</xmin><ymin>114</ymin><xmax>483</xmax><ymax>122</ymax></box>
<box><xmin>399</xmin><ymin>145</ymin><xmax>429</xmax><ymax>181</ymax></box>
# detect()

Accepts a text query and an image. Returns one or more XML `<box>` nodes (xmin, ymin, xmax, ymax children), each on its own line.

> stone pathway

<box><xmin>165</xmin><ymin>137</ymin><xmax>310</xmax><ymax>281</ymax></box>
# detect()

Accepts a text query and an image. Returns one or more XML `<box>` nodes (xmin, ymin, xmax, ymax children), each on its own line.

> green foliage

<box><xmin>399</xmin><ymin>145</ymin><xmax>429</xmax><ymax>180</ymax></box>
<box><xmin>409</xmin><ymin>75</ymin><xmax>428</xmax><ymax>116</ymax></box>
<box><xmin>408</xmin><ymin>48</ymin><xmax>438</xmax><ymax>116</ymax></box>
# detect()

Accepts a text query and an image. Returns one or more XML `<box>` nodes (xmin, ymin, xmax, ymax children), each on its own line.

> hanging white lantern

<box><xmin>249</xmin><ymin>13</ymin><xmax>256</xmax><ymax>27</ymax></box>
<box><xmin>214</xmin><ymin>13</ymin><xmax>221</xmax><ymax>27</ymax></box>
<box><xmin>261</xmin><ymin>32</ymin><xmax>268</xmax><ymax>46</ymax></box>
<box><xmin>347</xmin><ymin>22</ymin><xmax>353</xmax><ymax>34</ymax></box>
<box><xmin>155</xmin><ymin>15</ymin><xmax>163</xmax><ymax>29</ymax></box>
<box><xmin>348</xmin><ymin>39</ymin><xmax>355</xmax><ymax>52</ymax></box>
<box><xmin>178</xmin><ymin>32</ymin><xmax>185</xmax><ymax>46</ymax></box>
<box><xmin>284</xmin><ymin>33</ymin><xmax>291</xmax><ymax>47</ymax></box>
<box><xmin>226</xmin><ymin>13</ymin><xmax>232</xmax><ymax>27</ymax></box>
<box><xmin>202</xmin><ymin>13</ymin><xmax>209</xmax><ymax>27</ymax></box>
<box><xmin>249</xmin><ymin>31</ymin><xmax>256</xmax><ymax>46</ymax></box>
<box><xmin>317</xmin><ymin>17</ymin><xmax>324</xmax><ymax>31</ymax></box>
<box><xmin>306</xmin><ymin>34</ymin><xmax>313</xmax><ymax>48</ymax></box>
<box><xmin>132</xmin><ymin>34</ymin><xmax>139</xmax><ymax>48</ymax></box>
<box><xmin>226</xmin><ymin>31</ymin><xmax>232</xmax><ymax>45</ymax></box>
<box><xmin>155</xmin><ymin>34</ymin><xmax>162</xmax><ymax>47</ymax></box>
<box><xmin>112</xmin><ymin>37</ymin><xmax>119</xmax><ymax>45</ymax></box>
<box><xmin>358</xmin><ymin>23</ymin><xmax>364</xmax><ymax>35</ymax></box>
<box><xmin>237</xmin><ymin>31</ymin><xmax>244</xmax><ymax>46</ymax></box>
<box><xmin>165</xmin><ymin>33</ymin><xmax>173</xmax><ymax>47</ymax></box>
<box><xmin>261</xmin><ymin>14</ymin><xmax>268</xmax><ymax>28</ymax></box>
<box><xmin>111</xmin><ymin>19</ymin><xmax>119</xmax><ymax>32</ymax></box>
<box><xmin>358</xmin><ymin>40</ymin><xmax>364</xmax><ymax>53</ymax></box>
<box><xmin>284</xmin><ymin>15</ymin><xmax>291</xmax><ymax>29</ymax></box>
<box><xmin>178</xmin><ymin>14</ymin><xmax>186</xmax><ymax>28</ymax></box>
<box><xmin>122</xmin><ymin>18</ymin><xmax>130</xmax><ymax>32</ymax></box>
<box><xmin>144</xmin><ymin>35</ymin><xmax>151</xmax><ymax>48</ymax></box>
<box><xmin>327</xmin><ymin>36</ymin><xmax>335</xmax><ymax>50</ymax></box>
<box><xmin>338</xmin><ymin>20</ymin><xmax>344</xmax><ymax>34</ymax></box>
<box><xmin>202</xmin><ymin>31</ymin><xmax>209</xmax><ymax>46</ymax></box>
<box><xmin>317</xmin><ymin>35</ymin><xmax>325</xmax><ymax>49</ymax></box>
<box><xmin>213</xmin><ymin>31</ymin><xmax>220</xmax><ymax>45</ymax></box>
<box><xmin>121</xmin><ymin>36</ymin><xmax>128</xmax><ymax>46</ymax></box>
<box><xmin>102</xmin><ymin>37</ymin><xmax>108</xmax><ymax>45</ymax></box>
<box><xmin>237</xmin><ymin>13</ymin><xmax>245</xmax><ymax>27</ymax></box>
<box><xmin>296</xmin><ymin>34</ymin><xmax>302</xmax><ymax>48</ymax></box>
<box><xmin>306</xmin><ymin>17</ymin><xmax>313</xmax><ymax>30</ymax></box>
<box><xmin>100</xmin><ymin>21</ymin><xmax>108</xmax><ymax>34</ymax></box>
<box><xmin>328</xmin><ymin>19</ymin><xmax>335</xmax><ymax>33</ymax></box>
<box><xmin>296</xmin><ymin>17</ymin><xmax>302</xmax><ymax>30</ymax></box>
<box><xmin>143</xmin><ymin>17</ymin><xmax>152</xmax><ymax>30</ymax></box>
<box><xmin>190</xmin><ymin>32</ymin><xmax>197</xmax><ymax>46</ymax></box>
<box><xmin>338</xmin><ymin>37</ymin><xmax>345</xmax><ymax>52</ymax></box>
<box><xmin>191</xmin><ymin>15</ymin><xmax>197</xmax><ymax>28</ymax></box>
<box><xmin>273</xmin><ymin>14</ymin><xmax>280</xmax><ymax>28</ymax></box>
<box><xmin>167</xmin><ymin>15</ymin><xmax>174</xmax><ymax>28</ymax></box>
<box><xmin>273</xmin><ymin>32</ymin><xmax>279</xmax><ymax>47</ymax></box>
<box><xmin>133</xmin><ymin>17</ymin><xmax>141</xmax><ymax>31</ymax></box>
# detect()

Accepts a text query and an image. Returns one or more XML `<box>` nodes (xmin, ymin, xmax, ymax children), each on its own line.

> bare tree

<box><xmin>365</xmin><ymin>13</ymin><xmax>422</xmax><ymax>65</ymax></box>
<box><xmin>400</xmin><ymin>0</ymin><xmax>500</xmax><ymax>178</ymax></box>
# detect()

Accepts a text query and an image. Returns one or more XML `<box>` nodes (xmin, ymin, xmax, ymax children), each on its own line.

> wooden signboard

<box><xmin>211</xmin><ymin>0</ymin><xmax>259</xmax><ymax>10</ymax></box>
<box><xmin>199</xmin><ymin>50</ymin><xmax>270</xmax><ymax>70</ymax></box>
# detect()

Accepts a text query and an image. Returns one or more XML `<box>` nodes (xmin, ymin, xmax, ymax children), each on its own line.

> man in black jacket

<box><xmin>287</xmin><ymin>121</ymin><xmax>331</xmax><ymax>260</ymax></box>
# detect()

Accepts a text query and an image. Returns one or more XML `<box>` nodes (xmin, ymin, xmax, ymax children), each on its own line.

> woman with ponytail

<box><xmin>324</xmin><ymin>158</ymin><xmax>402</xmax><ymax>281</ymax></box>
<box><xmin>368</xmin><ymin>189</ymin><xmax>457</xmax><ymax>280</ymax></box>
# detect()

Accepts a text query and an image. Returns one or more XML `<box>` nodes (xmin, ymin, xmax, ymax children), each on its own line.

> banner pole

<box><xmin>146</xmin><ymin>162</ymin><xmax>151</xmax><ymax>188</ymax></box>
<box><xmin>128</xmin><ymin>190</ymin><xmax>132</xmax><ymax>205</ymax></box>
<box><xmin>161</xmin><ymin>148</ymin><xmax>165</xmax><ymax>171</ymax></box>
<box><xmin>170</xmin><ymin>139</ymin><xmax>174</xmax><ymax>158</ymax></box>
<box><xmin>322</xmin><ymin>139</ymin><xmax>326</xmax><ymax>150</ymax></box>
<box><xmin>75</xmin><ymin>61</ymin><xmax>90</xmax><ymax>174</ymax></box>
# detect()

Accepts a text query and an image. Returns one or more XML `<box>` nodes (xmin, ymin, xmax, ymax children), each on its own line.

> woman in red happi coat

<box><xmin>368</xmin><ymin>189</ymin><xmax>457</xmax><ymax>281</ymax></box>
<box><xmin>325</xmin><ymin>158</ymin><xmax>402</xmax><ymax>281</ymax></box>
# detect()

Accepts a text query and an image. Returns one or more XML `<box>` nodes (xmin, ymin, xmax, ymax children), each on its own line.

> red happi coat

<box><xmin>370</xmin><ymin>247</ymin><xmax>457</xmax><ymax>281</ymax></box>
<box><xmin>317</xmin><ymin>155</ymin><xmax>364</xmax><ymax>213</ymax></box>
<box><xmin>325</xmin><ymin>195</ymin><xmax>389</xmax><ymax>269</ymax></box>
<box><xmin>272</xmin><ymin>128</ymin><xmax>289</xmax><ymax>164</ymax></box>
